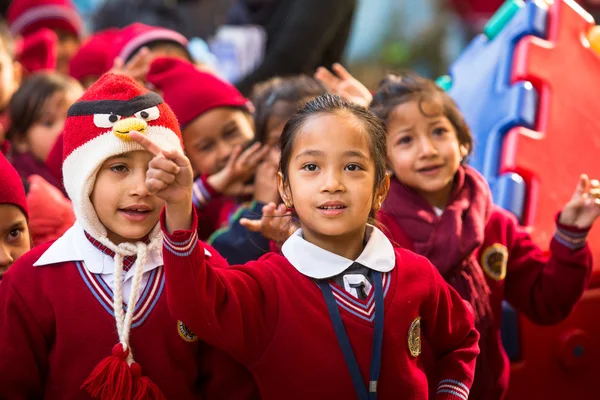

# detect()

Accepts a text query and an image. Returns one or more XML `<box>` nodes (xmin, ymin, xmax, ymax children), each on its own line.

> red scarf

<box><xmin>381</xmin><ymin>166</ymin><xmax>494</xmax><ymax>326</ymax></box>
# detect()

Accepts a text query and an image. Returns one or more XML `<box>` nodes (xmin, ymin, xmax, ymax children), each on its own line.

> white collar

<box><xmin>33</xmin><ymin>221</ymin><xmax>164</xmax><ymax>277</ymax></box>
<box><xmin>281</xmin><ymin>225</ymin><xmax>396</xmax><ymax>279</ymax></box>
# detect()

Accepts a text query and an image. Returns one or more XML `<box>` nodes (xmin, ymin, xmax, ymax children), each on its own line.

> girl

<box><xmin>7</xmin><ymin>72</ymin><xmax>82</xmax><ymax>189</ymax></box>
<box><xmin>371</xmin><ymin>73</ymin><xmax>597</xmax><ymax>400</ymax></box>
<box><xmin>0</xmin><ymin>153</ymin><xmax>31</xmax><ymax>281</ymax></box>
<box><xmin>210</xmin><ymin>75</ymin><xmax>325</xmax><ymax>263</ymax></box>
<box><xmin>142</xmin><ymin>93</ymin><xmax>480</xmax><ymax>399</ymax></box>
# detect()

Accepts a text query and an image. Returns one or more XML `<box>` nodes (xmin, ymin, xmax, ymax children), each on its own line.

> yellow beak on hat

<box><xmin>113</xmin><ymin>117</ymin><xmax>148</xmax><ymax>141</ymax></box>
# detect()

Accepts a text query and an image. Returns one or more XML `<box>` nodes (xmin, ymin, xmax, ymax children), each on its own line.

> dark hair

<box><xmin>0</xmin><ymin>19</ymin><xmax>15</xmax><ymax>59</ymax></box>
<box><xmin>252</xmin><ymin>75</ymin><xmax>326</xmax><ymax>145</ymax></box>
<box><xmin>129</xmin><ymin>40</ymin><xmax>192</xmax><ymax>62</ymax></box>
<box><xmin>370</xmin><ymin>72</ymin><xmax>473</xmax><ymax>157</ymax></box>
<box><xmin>279</xmin><ymin>93</ymin><xmax>388</xmax><ymax>217</ymax></box>
<box><xmin>7</xmin><ymin>72</ymin><xmax>74</xmax><ymax>142</ymax></box>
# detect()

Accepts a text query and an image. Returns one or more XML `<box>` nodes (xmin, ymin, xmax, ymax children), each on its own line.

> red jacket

<box><xmin>0</xmin><ymin>240</ymin><xmax>259</xmax><ymax>399</ymax></box>
<box><xmin>161</xmin><ymin>210</ymin><xmax>480</xmax><ymax>400</ymax></box>
<box><xmin>378</xmin><ymin>206</ymin><xmax>593</xmax><ymax>399</ymax></box>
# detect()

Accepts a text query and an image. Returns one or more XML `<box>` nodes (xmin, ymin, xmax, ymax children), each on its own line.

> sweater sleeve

<box><xmin>208</xmin><ymin>200</ymin><xmax>271</xmax><ymax>264</ymax></box>
<box><xmin>192</xmin><ymin>175</ymin><xmax>230</xmax><ymax>241</ymax></box>
<box><xmin>0</xmin><ymin>272</ymin><xmax>49</xmax><ymax>398</ymax></box>
<box><xmin>503</xmin><ymin>212</ymin><xmax>593</xmax><ymax>325</ymax></box>
<box><xmin>161</xmin><ymin>208</ymin><xmax>279</xmax><ymax>366</ymax></box>
<box><xmin>420</xmin><ymin>257</ymin><xmax>480</xmax><ymax>400</ymax></box>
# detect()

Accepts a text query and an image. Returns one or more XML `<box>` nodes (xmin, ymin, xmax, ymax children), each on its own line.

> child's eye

<box><xmin>432</xmin><ymin>127</ymin><xmax>447</xmax><ymax>136</ymax></box>
<box><xmin>397</xmin><ymin>136</ymin><xmax>412</xmax><ymax>145</ymax></box>
<box><xmin>109</xmin><ymin>164</ymin><xmax>128</xmax><ymax>173</ymax></box>
<box><xmin>7</xmin><ymin>228</ymin><xmax>23</xmax><ymax>241</ymax></box>
<box><xmin>302</xmin><ymin>163</ymin><xmax>319</xmax><ymax>172</ymax></box>
<box><xmin>345</xmin><ymin>163</ymin><xmax>363</xmax><ymax>172</ymax></box>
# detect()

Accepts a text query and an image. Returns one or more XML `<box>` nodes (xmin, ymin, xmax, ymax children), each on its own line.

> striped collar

<box><xmin>34</xmin><ymin>221</ymin><xmax>163</xmax><ymax>278</ymax></box>
<box><xmin>281</xmin><ymin>224</ymin><xmax>396</xmax><ymax>280</ymax></box>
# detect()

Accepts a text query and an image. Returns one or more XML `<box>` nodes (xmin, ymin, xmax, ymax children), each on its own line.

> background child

<box><xmin>147</xmin><ymin>56</ymin><xmax>268</xmax><ymax>240</ymax></box>
<box><xmin>0</xmin><ymin>20</ymin><xmax>22</xmax><ymax>154</ymax></box>
<box><xmin>7</xmin><ymin>0</ymin><xmax>84</xmax><ymax>75</ymax></box>
<box><xmin>150</xmin><ymin>93</ymin><xmax>480</xmax><ymax>399</ymax></box>
<box><xmin>371</xmin><ymin>73</ymin><xmax>597</xmax><ymax>400</ymax></box>
<box><xmin>69</xmin><ymin>28</ymin><xmax>119</xmax><ymax>89</ymax></box>
<box><xmin>6</xmin><ymin>71</ymin><xmax>82</xmax><ymax>188</ymax></box>
<box><xmin>0</xmin><ymin>73</ymin><xmax>258</xmax><ymax>399</ymax></box>
<box><xmin>0</xmin><ymin>153</ymin><xmax>30</xmax><ymax>281</ymax></box>
<box><xmin>211</xmin><ymin>75</ymin><xmax>326</xmax><ymax>263</ymax></box>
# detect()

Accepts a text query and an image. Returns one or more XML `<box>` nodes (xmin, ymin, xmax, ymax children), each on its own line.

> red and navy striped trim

<box><xmin>76</xmin><ymin>261</ymin><xmax>164</xmax><ymax>329</ymax></box>
<box><xmin>437</xmin><ymin>379</ymin><xmax>470</xmax><ymax>400</ymax></box>
<box><xmin>163</xmin><ymin>229</ymin><xmax>198</xmax><ymax>257</ymax></box>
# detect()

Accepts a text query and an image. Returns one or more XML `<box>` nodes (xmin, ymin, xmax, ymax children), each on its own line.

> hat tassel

<box><xmin>81</xmin><ymin>343</ymin><xmax>133</xmax><ymax>399</ymax></box>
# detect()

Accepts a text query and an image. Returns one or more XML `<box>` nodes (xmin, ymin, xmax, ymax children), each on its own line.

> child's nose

<box><xmin>0</xmin><ymin>244</ymin><xmax>14</xmax><ymax>269</ymax></box>
<box><xmin>418</xmin><ymin>136</ymin><xmax>438</xmax><ymax>157</ymax></box>
<box><xmin>321</xmin><ymin>169</ymin><xmax>344</xmax><ymax>193</ymax></box>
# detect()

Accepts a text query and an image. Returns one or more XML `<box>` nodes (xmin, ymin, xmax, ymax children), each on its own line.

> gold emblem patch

<box><xmin>178</xmin><ymin>321</ymin><xmax>198</xmax><ymax>342</ymax></box>
<box><xmin>408</xmin><ymin>317</ymin><xmax>421</xmax><ymax>357</ymax></box>
<box><xmin>481</xmin><ymin>244</ymin><xmax>509</xmax><ymax>281</ymax></box>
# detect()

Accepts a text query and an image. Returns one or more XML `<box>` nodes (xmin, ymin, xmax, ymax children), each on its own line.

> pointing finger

<box><xmin>129</xmin><ymin>131</ymin><xmax>164</xmax><ymax>157</ymax></box>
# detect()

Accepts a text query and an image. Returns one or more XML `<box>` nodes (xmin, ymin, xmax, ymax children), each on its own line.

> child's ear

<box><xmin>459</xmin><ymin>144</ymin><xmax>469</xmax><ymax>159</ymax></box>
<box><xmin>373</xmin><ymin>174</ymin><xmax>391</xmax><ymax>212</ymax></box>
<box><xmin>277</xmin><ymin>171</ymin><xmax>293</xmax><ymax>207</ymax></box>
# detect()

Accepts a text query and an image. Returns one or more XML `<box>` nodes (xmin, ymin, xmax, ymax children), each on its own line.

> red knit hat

<box><xmin>7</xmin><ymin>0</ymin><xmax>84</xmax><ymax>38</ymax></box>
<box><xmin>147</xmin><ymin>57</ymin><xmax>251</xmax><ymax>127</ymax></box>
<box><xmin>15</xmin><ymin>28</ymin><xmax>58</xmax><ymax>74</ymax></box>
<box><xmin>114</xmin><ymin>23</ymin><xmax>188</xmax><ymax>63</ymax></box>
<box><xmin>63</xmin><ymin>73</ymin><xmax>182</xmax><ymax>400</ymax></box>
<box><xmin>69</xmin><ymin>28</ymin><xmax>119</xmax><ymax>82</ymax></box>
<box><xmin>0</xmin><ymin>153</ymin><xmax>28</xmax><ymax>219</ymax></box>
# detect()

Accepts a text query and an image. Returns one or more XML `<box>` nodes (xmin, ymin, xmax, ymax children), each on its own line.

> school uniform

<box><xmin>193</xmin><ymin>173</ymin><xmax>239</xmax><ymax>241</ymax></box>
<box><xmin>377</xmin><ymin>167</ymin><xmax>593</xmax><ymax>400</ymax></box>
<box><xmin>0</xmin><ymin>223</ymin><xmax>259</xmax><ymax>399</ymax></box>
<box><xmin>162</xmin><ymin>208</ymin><xmax>480</xmax><ymax>400</ymax></box>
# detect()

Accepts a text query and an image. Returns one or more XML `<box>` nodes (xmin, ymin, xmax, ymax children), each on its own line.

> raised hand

<box><xmin>559</xmin><ymin>174</ymin><xmax>600</xmax><ymax>229</ymax></box>
<box><xmin>130</xmin><ymin>131</ymin><xmax>194</xmax><ymax>232</ymax></box>
<box><xmin>110</xmin><ymin>47</ymin><xmax>153</xmax><ymax>84</ymax></box>
<box><xmin>314</xmin><ymin>63</ymin><xmax>373</xmax><ymax>108</ymax></box>
<box><xmin>207</xmin><ymin>142</ymin><xmax>270</xmax><ymax>197</ymax></box>
<box><xmin>240</xmin><ymin>203</ymin><xmax>299</xmax><ymax>242</ymax></box>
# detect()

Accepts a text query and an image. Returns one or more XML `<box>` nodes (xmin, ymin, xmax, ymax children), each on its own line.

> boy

<box><xmin>0</xmin><ymin>73</ymin><xmax>257</xmax><ymax>399</ymax></box>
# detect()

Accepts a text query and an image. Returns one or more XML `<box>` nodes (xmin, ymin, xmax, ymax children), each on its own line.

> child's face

<box><xmin>0</xmin><ymin>204</ymin><xmax>30</xmax><ymax>280</ymax></box>
<box><xmin>280</xmin><ymin>112</ymin><xmax>379</xmax><ymax>242</ymax></box>
<box><xmin>182</xmin><ymin>108</ymin><xmax>254</xmax><ymax>176</ymax></box>
<box><xmin>55</xmin><ymin>30</ymin><xmax>80</xmax><ymax>75</ymax></box>
<box><xmin>25</xmin><ymin>87</ymin><xmax>82</xmax><ymax>162</ymax></box>
<box><xmin>386</xmin><ymin>99</ymin><xmax>467</xmax><ymax>208</ymax></box>
<box><xmin>0</xmin><ymin>41</ymin><xmax>20</xmax><ymax>112</ymax></box>
<box><xmin>90</xmin><ymin>151</ymin><xmax>165</xmax><ymax>245</ymax></box>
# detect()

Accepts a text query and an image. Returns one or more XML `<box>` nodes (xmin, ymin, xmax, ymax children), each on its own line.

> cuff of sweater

<box><xmin>161</xmin><ymin>207</ymin><xmax>199</xmax><ymax>257</ymax></box>
<box><xmin>192</xmin><ymin>175</ymin><xmax>223</xmax><ymax>208</ymax></box>
<box><xmin>435</xmin><ymin>379</ymin><xmax>470</xmax><ymax>400</ymax></box>
<box><xmin>554</xmin><ymin>212</ymin><xmax>590</xmax><ymax>250</ymax></box>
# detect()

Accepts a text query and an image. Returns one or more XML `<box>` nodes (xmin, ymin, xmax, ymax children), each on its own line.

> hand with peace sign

<box><xmin>315</xmin><ymin>63</ymin><xmax>373</xmax><ymax>108</ymax></box>
<box><xmin>130</xmin><ymin>131</ymin><xmax>194</xmax><ymax>233</ymax></box>
<box><xmin>558</xmin><ymin>174</ymin><xmax>600</xmax><ymax>229</ymax></box>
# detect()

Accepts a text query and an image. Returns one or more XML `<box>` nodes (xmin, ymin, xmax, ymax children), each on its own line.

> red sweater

<box><xmin>161</xmin><ymin>211</ymin><xmax>480</xmax><ymax>400</ymax></box>
<box><xmin>0</xmin><ymin>241</ymin><xmax>259</xmax><ymax>399</ymax></box>
<box><xmin>378</xmin><ymin>206</ymin><xmax>593</xmax><ymax>400</ymax></box>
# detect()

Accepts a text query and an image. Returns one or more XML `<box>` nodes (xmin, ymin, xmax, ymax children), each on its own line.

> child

<box><xmin>370</xmin><ymin>73</ymin><xmax>597</xmax><ymax>400</ymax></box>
<box><xmin>0</xmin><ymin>21</ymin><xmax>22</xmax><ymax>154</ymax></box>
<box><xmin>144</xmin><ymin>93</ymin><xmax>480</xmax><ymax>399</ymax></box>
<box><xmin>69</xmin><ymin>28</ymin><xmax>119</xmax><ymax>89</ymax></box>
<box><xmin>0</xmin><ymin>73</ymin><xmax>258</xmax><ymax>399</ymax></box>
<box><xmin>211</xmin><ymin>75</ymin><xmax>326</xmax><ymax>263</ymax></box>
<box><xmin>7</xmin><ymin>72</ymin><xmax>82</xmax><ymax>188</ymax></box>
<box><xmin>0</xmin><ymin>153</ymin><xmax>30</xmax><ymax>280</ymax></box>
<box><xmin>7</xmin><ymin>0</ymin><xmax>84</xmax><ymax>75</ymax></box>
<box><xmin>147</xmin><ymin>56</ymin><xmax>268</xmax><ymax>240</ymax></box>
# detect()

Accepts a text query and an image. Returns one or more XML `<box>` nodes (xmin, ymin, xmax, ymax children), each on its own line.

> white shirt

<box><xmin>281</xmin><ymin>224</ymin><xmax>396</xmax><ymax>281</ymax></box>
<box><xmin>34</xmin><ymin>222</ymin><xmax>163</xmax><ymax>301</ymax></box>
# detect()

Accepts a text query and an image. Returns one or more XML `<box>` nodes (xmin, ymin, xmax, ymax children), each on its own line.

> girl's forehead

<box><xmin>293</xmin><ymin>112</ymin><xmax>371</xmax><ymax>153</ymax></box>
<box><xmin>391</xmin><ymin>95</ymin><xmax>444</xmax><ymax>122</ymax></box>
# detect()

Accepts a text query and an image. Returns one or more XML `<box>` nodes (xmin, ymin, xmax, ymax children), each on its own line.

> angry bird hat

<box><xmin>62</xmin><ymin>73</ymin><xmax>182</xmax><ymax>399</ymax></box>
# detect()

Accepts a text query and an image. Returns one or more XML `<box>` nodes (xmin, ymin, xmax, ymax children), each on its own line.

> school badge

<box><xmin>481</xmin><ymin>244</ymin><xmax>509</xmax><ymax>281</ymax></box>
<box><xmin>408</xmin><ymin>317</ymin><xmax>421</xmax><ymax>357</ymax></box>
<box><xmin>178</xmin><ymin>321</ymin><xmax>198</xmax><ymax>342</ymax></box>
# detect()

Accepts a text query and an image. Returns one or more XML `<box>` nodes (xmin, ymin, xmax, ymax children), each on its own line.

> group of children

<box><xmin>0</xmin><ymin>0</ymin><xmax>598</xmax><ymax>399</ymax></box>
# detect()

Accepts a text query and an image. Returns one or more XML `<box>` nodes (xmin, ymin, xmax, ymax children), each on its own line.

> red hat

<box><xmin>69</xmin><ymin>28</ymin><xmax>119</xmax><ymax>82</ymax></box>
<box><xmin>0</xmin><ymin>153</ymin><xmax>28</xmax><ymax>219</ymax></box>
<box><xmin>114</xmin><ymin>23</ymin><xmax>188</xmax><ymax>63</ymax></box>
<box><xmin>147</xmin><ymin>57</ymin><xmax>251</xmax><ymax>127</ymax></box>
<box><xmin>63</xmin><ymin>73</ymin><xmax>182</xmax><ymax>399</ymax></box>
<box><xmin>15</xmin><ymin>28</ymin><xmax>58</xmax><ymax>74</ymax></box>
<box><xmin>7</xmin><ymin>0</ymin><xmax>84</xmax><ymax>39</ymax></box>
